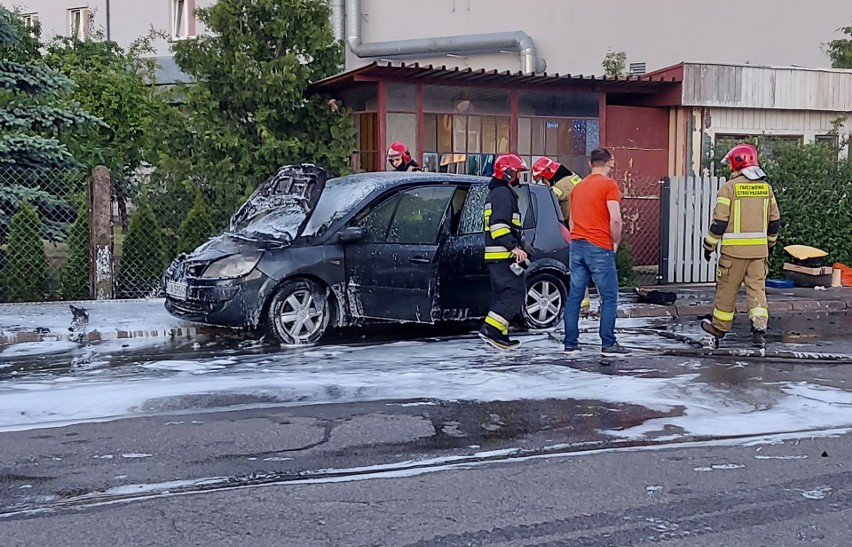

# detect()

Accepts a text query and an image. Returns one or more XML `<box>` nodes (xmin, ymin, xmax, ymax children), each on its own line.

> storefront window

<box><xmin>518</xmin><ymin>117</ymin><xmax>600</xmax><ymax>177</ymax></box>
<box><xmin>386</xmin><ymin>113</ymin><xmax>418</xmax><ymax>170</ymax></box>
<box><xmin>386</xmin><ymin>83</ymin><xmax>417</xmax><ymax>112</ymax></box>
<box><xmin>422</xmin><ymin>85</ymin><xmax>510</xmax><ymax>114</ymax></box>
<box><xmin>422</xmin><ymin>113</ymin><xmax>510</xmax><ymax>175</ymax></box>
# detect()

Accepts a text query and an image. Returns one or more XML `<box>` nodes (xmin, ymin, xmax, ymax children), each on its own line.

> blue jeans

<box><xmin>563</xmin><ymin>239</ymin><xmax>619</xmax><ymax>348</ymax></box>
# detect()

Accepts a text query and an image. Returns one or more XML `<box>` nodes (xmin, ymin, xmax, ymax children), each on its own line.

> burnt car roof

<box><xmin>326</xmin><ymin>171</ymin><xmax>489</xmax><ymax>191</ymax></box>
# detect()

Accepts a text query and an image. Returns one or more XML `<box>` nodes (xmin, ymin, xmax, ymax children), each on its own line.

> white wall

<box><xmin>4</xmin><ymin>0</ymin><xmax>850</xmax><ymax>74</ymax></box>
<box><xmin>348</xmin><ymin>0</ymin><xmax>851</xmax><ymax>75</ymax></box>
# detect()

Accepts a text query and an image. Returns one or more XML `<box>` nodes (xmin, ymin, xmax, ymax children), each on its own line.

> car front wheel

<box><xmin>521</xmin><ymin>272</ymin><xmax>566</xmax><ymax>330</ymax></box>
<box><xmin>266</xmin><ymin>279</ymin><xmax>330</xmax><ymax>345</ymax></box>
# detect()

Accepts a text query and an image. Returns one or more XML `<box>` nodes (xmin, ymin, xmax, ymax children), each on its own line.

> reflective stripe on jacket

<box><xmin>551</xmin><ymin>173</ymin><xmax>582</xmax><ymax>223</ymax></box>
<box><xmin>484</xmin><ymin>181</ymin><xmax>522</xmax><ymax>262</ymax></box>
<box><xmin>704</xmin><ymin>175</ymin><xmax>781</xmax><ymax>259</ymax></box>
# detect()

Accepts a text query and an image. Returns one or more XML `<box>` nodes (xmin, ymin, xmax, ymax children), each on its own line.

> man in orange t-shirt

<box><xmin>563</xmin><ymin>148</ymin><xmax>630</xmax><ymax>357</ymax></box>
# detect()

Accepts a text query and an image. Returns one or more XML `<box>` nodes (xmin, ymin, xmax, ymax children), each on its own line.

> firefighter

<box><xmin>479</xmin><ymin>153</ymin><xmax>529</xmax><ymax>350</ymax></box>
<box><xmin>531</xmin><ymin>157</ymin><xmax>592</xmax><ymax>316</ymax></box>
<box><xmin>386</xmin><ymin>142</ymin><xmax>421</xmax><ymax>172</ymax></box>
<box><xmin>702</xmin><ymin>143</ymin><xmax>781</xmax><ymax>348</ymax></box>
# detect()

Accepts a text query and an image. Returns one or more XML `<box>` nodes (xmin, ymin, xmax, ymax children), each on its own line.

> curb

<box><xmin>617</xmin><ymin>299</ymin><xmax>850</xmax><ymax>319</ymax></box>
<box><xmin>0</xmin><ymin>325</ymin><xmax>224</xmax><ymax>349</ymax></box>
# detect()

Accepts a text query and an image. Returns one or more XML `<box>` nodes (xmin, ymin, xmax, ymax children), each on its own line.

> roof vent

<box><xmin>629</xmin><ymin>62</ymin><xmax>647</xmax><ymax>75</ymax></box>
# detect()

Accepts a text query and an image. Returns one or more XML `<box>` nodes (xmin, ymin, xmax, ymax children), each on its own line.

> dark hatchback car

<box><xmin>163</xmin><ymin>165</ymin><xmax>571</xmax><ymax>345</ymax></box>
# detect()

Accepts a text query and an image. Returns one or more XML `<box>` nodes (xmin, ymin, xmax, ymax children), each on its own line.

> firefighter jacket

<box><xmin>703</xmin><ymin>174</ymin><xmax>781</xmax><ymax>259</ymax></box>
<box><xmin>549</xmin><ymin>166</ymin><xmax>583</xmax><ymax>223</ymax></box>
<box><xmin>484</xmin><ymin>178</ymin><xmax>522</xmax><ymax>262</ymax></box>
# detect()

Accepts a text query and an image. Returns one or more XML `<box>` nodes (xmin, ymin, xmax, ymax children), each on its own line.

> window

<box><xmin>387</xmin><ymin>187</ymin><xmax>455</xmax><ymax>244</ymax></box>
<box><xmin>357</xmin><ymin>187</ymin><xmax>455</xmax><ymax>244</ymax></box>
<box><xmin>20</xmin><ymin>13</ymin><xmax>39</xmax><ymax>28</ymax></box>
<box><xmin>422</xmin><ymin>113</ymin><xmax>511</xmax><ymax>175</ymax></box>
<box><xmin>356</xmin><ymin>194</ymin><xmax>400</xmax><ymax>242</ymax></box>
<box><xmin>68</xmin><ymin>8</ymin><xmax>90</xmax><ymax>40</ymax></box>
<box><xmin>458</xmin><ymin>184</ymin><xmax>534</xmax><ymax>235</ymax></box>
<box><xmin>171</xmin><ymin>0</ymin><xmax>195</xmax><ymax>40</ymax></box>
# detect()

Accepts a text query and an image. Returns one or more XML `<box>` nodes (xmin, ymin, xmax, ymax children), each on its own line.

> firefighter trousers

<box><xmin>711</xmin><ymin>255</ymin><xmax>769</xmax><ymax>333</ymax></box>
<box><xmin>483</xmin><ymin>262</ymin><xmax>526</xmax><ymax>336</ymax></box>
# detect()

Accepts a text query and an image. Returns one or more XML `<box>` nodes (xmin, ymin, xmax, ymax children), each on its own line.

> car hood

<box><xmin>228</xmin><ymin>163</ymin><xmax>328</xmax><ymax>243</ymax></box>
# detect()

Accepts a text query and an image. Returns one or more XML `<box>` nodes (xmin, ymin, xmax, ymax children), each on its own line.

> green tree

<box><xmin>177</xmin><ymin>191</ymin><xmax>215</xmax><ymax>255</ymax></box>
<box><xmin>60</xmin><ymin>210</ymin><xmax>90</xmax><ymax>300</ymax></box>
<box><xmin>43</xmin><ymin>30</ymin><xmax>173</xmax><ymax>231</ymax></box>
<box><xmin>602</xmin><ymin>49</ymin><xmax>627</xmax><ymax>78</ymax></box>
<box><xmin>0</xmin><ymin>6</ymin><xmax>104</xmax><ymax>171</ymax></box>
<box><xmin>116</xmin><ymin>203</ymin><xmax>166</xmax><ymax>298</ymax></box>
<box><xmin>826</xmin><ymin>23</ymin><xmax>852</xmax><ymax>68</ymax></box>
<box><xmin>155</xmin><ymin>0</ymin><xmax>356</xmax><ymax>220</ymax></box>
<box><xmin>2</xmin><ymin>201</ymin><xmax>49</xmax><ymax>302</ymax></box>
<box><xmin>0</xmin><ymin>7</ymin><xmax>102</xmax><ymax>247</ymax></box>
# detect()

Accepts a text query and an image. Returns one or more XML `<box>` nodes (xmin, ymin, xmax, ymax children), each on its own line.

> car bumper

<box><xmin>163</xmin><ymin>275</ymin><xmax>267</xmax><ymax>328</ymax></box>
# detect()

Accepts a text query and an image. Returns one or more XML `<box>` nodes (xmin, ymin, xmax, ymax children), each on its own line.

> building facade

<box><xmin>4</xmin><ymin>0</ymin><xmax>850</xmax><ymax>76</ymax></box>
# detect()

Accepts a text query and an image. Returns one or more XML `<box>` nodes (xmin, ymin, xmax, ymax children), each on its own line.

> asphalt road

<box><xmin>1</xmin><ymin>313</ymin><xmax>851</xmax><ymax>546</ymax></box>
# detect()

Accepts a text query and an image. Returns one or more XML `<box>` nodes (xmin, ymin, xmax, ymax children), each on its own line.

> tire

<box><xmin>265</xmin><ymin>279</ymin><xmax>331</xmax><ymax>345</ymax></box>
<box><xmin>521</xmin><ymin>272</ymin><xmax>567</xmax><ymax>330</ymax></box>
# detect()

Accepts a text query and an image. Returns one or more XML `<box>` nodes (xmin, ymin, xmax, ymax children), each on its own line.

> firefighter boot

<box><xmin>701</xmin><ymin>319</ymin><xmax>725</xmax><ymax>349</ymax></box>
<box><xmin>479</xmin><ymin>325</ymin><xmax>521</xmax><ymax>350</ymax></box>
<box><xmin>751</xmin><ymin>326</ymin><xmax>767</xmax><ymax>349</ymax></box>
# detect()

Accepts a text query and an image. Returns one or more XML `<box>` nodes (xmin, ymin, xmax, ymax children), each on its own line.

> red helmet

<box><xmin>387</xmin><ymin>141</ymin><xmax>412</xmax><ymax>163</ymax></box>
<box><xmin>722</xmin><ymin>143</ymin><xmax>759</xmax><ymax>173</ymax></box>
<box><xmin>493</xmin><ymin>154</ymin><xmax>528</xmax><ymax>183</ymax></box>
<box><xmin>531</xmin><ymin>157</ymin><xmax>561</xmax><ymax>182</ymax></box>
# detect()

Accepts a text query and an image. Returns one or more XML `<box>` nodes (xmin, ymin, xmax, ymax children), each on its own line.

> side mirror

<box><xmin>338</xmin><ymin>226</ymin><xmax>365</xmax><ymax>243</ymax></box>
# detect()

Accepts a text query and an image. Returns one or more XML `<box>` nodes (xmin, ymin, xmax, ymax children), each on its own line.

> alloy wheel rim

<box><xmin>277</xmin><ymin>289</ymin><xmax>324</xmax><ymax>340</ymax></box>
<box><xmin>526</xmin><ymin>280</ymin><xmax>562</xmax><ymax>325</ymax></box>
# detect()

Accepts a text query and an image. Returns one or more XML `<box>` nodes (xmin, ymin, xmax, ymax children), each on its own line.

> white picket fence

<box><xmin>661</xmin><ymin>176</ymin><xmax>726</xmax><ymax>283</ymax></box>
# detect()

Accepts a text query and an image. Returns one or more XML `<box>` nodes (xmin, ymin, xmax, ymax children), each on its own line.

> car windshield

<box><xmin>301</xmin><ymin>174</ymin><xmax>395</xmax><ymax>238</ymax></box>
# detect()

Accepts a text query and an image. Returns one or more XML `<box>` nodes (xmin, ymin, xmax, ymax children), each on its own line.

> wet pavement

<box><xmin>1</xmin><ymin>312</ymin><xmax>851</xmax><ymax>544</ymax></box>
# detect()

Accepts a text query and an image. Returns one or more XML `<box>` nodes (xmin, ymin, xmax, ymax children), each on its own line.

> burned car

<box><xmin>163</xmin><ymin>164</ymin><xmax>571</xmax><ymax>345</ymax></box>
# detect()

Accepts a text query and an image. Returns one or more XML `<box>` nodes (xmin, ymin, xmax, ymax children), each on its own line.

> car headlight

<box><xmin>201</xmin><ymin>253</ymin><xmax>262</xmax><ymax>279</ymax></box>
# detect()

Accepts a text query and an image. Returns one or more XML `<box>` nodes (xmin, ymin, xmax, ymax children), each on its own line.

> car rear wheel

<box><xmin>521</xmin><ymin>272</ymin><xmax>566</xmax><ymax>330</ymax></box>
<box><xmin>266</xmin><ymin>279</ymin><xmax>330</xmax><ymax>345</ymax></box>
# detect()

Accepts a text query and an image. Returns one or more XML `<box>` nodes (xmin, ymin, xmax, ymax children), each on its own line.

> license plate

<box><xmin>166</xmin><ymin>280</ymin><xmax>188</xmax><ymax>300</ymax></box>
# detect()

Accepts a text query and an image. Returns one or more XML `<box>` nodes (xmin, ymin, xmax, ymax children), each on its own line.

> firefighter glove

<box><xmin>703</xmin><ymin>248</ymin><xmax>713</xmax><ymax>262</ymax></box>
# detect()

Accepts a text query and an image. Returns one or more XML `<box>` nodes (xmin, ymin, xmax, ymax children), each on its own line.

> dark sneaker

<box><xmin>700</xmin><ymin>319</ymin><xmax>726</xmax><ymax>339</ymax></box>
<box><xmin>479</xmin><ymin>330</ymin><xmax>521</xmax><ymax>350</ymax></box>
<box><xmin>564</xmin><ymin>345</ymin><xmax>582</xmax><ymax>355</ymax></box>
<box><xmin>601</xmin><ymin>343</ymin><xmax>632</xmax><ymax>357</ymax></box>
<box><xmin>752</xmin><ymin>330</ymin><xmax>767</xmax><ymax>349</ymax></box>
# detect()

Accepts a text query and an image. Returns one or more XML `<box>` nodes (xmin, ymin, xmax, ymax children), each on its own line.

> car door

<box><xmin>344</xmin><ymin>185</ymin><xmax>457</xmax><ymax>322</ymax></box>
<box><xmin>438</xmin><ymin>183</ymin><xmax>536</xmax><ymax>317</ymax></box>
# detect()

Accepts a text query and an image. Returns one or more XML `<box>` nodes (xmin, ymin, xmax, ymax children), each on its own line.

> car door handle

<box><xmin>408</xmin><ymin>256</ymin><xmax>431</xmax><ymax>264</ymax></box>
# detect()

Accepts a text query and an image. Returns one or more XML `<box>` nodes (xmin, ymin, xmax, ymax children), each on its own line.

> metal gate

<box><xmin>659</xmin><ymin>176</ymin><xmax>726</xmax><ymax>283</ymax></box>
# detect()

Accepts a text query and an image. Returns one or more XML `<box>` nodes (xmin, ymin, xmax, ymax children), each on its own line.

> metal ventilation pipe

<box><xmin>329</xmin><ymin>0</ymin><xmax>344</xmax><ymax>41</ymax></box>
<box><xmin>342</xmin><ymin>0</ymin><xmax>545</xmax><ymax>74</ymax></box>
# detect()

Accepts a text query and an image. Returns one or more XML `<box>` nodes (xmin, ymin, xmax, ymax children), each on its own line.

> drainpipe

<box><xmin>330</xmin><ymin>0</ymin><xmax>344</xmax><ymax>41</ymax></box>
<box><xmin>342</xmin><ymin>0</ymin><xmax>545</xmax><ymax>74</ymax></box>
<box><xmin>105</xmin><ymin>0</ymin><xmax>111</xmax><ymax>41</ymax></box>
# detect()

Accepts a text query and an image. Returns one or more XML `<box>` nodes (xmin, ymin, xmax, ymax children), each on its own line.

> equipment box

<box><xmin>783</xmin><ymin>263</ymin><xmax>833</xmax><ymax>287</ymax></box>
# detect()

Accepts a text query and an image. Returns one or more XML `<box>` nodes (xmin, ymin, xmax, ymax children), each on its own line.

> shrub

<box><xmin>762</xmin><ymin>142</ymin><xmax>852</xmax><ymax>276</ymax></box>
<box><xmin>2</xmin><ymin>201</ymin><xmax>49</xmax><ymax>302</ymax></box>
<box><xmin>177</xmin><ymin>192</ymin><xmax>215</xmax><ymax>255</ymax></box>
<box><xmin>116</xmin><ymin>202</ymin><xmax>165</xmax><ymax>298</ymax></box>
<box><xmin>616</xmin><ymin>242</ymin><xmax>638</xmax><ymax>287</ymax></box>
<box><xmin>60</xmin><ymin>210</ymin><xmax>90</xmax><ymax>299</ymax></box>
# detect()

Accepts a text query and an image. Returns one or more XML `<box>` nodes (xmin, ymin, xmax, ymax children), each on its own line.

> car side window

<box><xmin>356</xmin><ymin>194</ymin><xmax>400</xmax><ymax>242</ymax></box>
<box><xmin>387</xmin><ymin>186</ymin><xmax>456</xmax><ymax>244</ymax></box>
<box><xmin>458</xmin><ymin>184</ymin><xmax>533</xmax><ymax>234</ymax></box>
